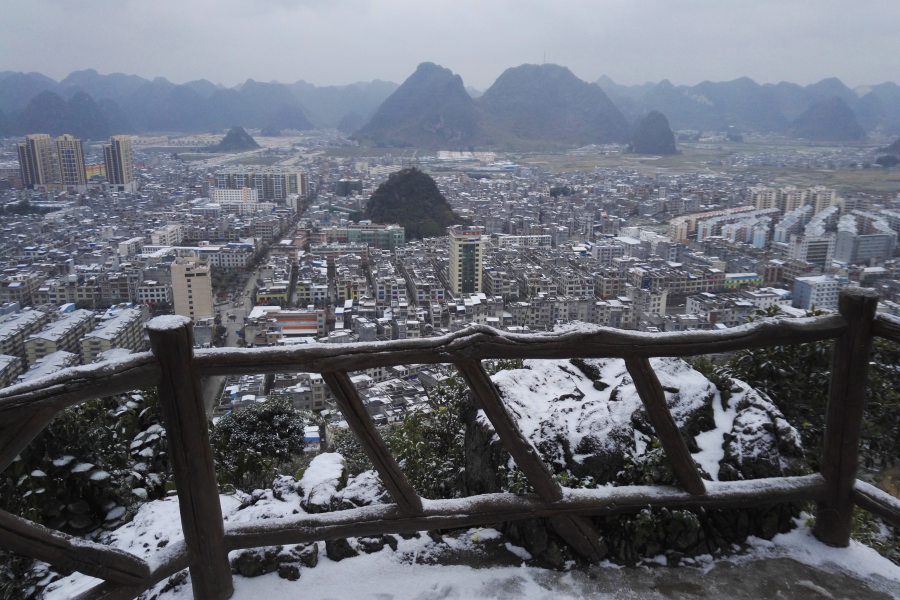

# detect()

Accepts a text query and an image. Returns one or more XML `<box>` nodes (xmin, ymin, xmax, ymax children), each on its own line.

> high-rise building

<box><xmin>749</xmin><ymin>186</ymin><xmax>777</xmax><ymax>210</ymax></box>
<box><xmin>55</xmin><ymin>135</ymin><xmax>86</xmax><ymax>187</ymax></box>
<box><xmin>448</xmin><ymin>226</ymin><xmax>484</xmax><ymax>296</ymax></box>
<box><xmin>213</xmin><ymin>168</ymin><xmax>308</xmax><ymax>200</ymax></box>
<box><xmin>17</xmin><ymin>134</ymin><xmax>56</xmax><ymax>188</ymax></box>
<box><xmin>171</xmin><ymin>260</ymin><xmax>213</xmax><ymax>322</ymax></box>
<box><xmin>810</xmin><ymin>186</ymin><xmax>840</xmax><ymax>215</ymax></box>
<box><xmin>103</xmin><ymin>135</ymin><xmax>136</xmax><ymax>192</ymax></box>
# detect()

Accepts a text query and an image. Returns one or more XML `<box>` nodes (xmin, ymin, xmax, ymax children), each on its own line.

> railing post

<box><xmin>814</xmin><ymin>288</ymin><xmax>879</xmax><ymax>547</ymax></box>
<box><xmin>147</xmin><ymin>317</ymin><xmax>233</xmax><ymax>600</ymax></box>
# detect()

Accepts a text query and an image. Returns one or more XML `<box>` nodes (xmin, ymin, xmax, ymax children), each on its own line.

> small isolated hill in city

<box><xmin>477</xmin><ymin>63</ymin><xmax>631</xmax><ymax>147</ymax></box>
<box><xmin>353</xmin><ymin>63</ymin><xmax>481</xmax><ymax>149</ymax></box>
<box><xmin>881</xmin><ymin>136</ymin><xmax>900</xmax><ymax>155</ymax></box>
<box><xmin>786</xmin><ymin>96</ymin><xmax>867</xmax><ymax>141</ymax></box>
<box><xmin>630</xmin><ymin>110</ymin><xmax>677</xmax><ymax>155</ymax></box>
<box><xmin>209</xmin><ymin>126</ymin><xmax>260</xmax><ymax>152</ymax></box>
<box><xmin>364</xmin><ymin>167</ymin><xmax>466</xmax><ymax>239</ymax></box>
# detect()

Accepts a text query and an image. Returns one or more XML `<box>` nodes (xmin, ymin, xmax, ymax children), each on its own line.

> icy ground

<box><xmin>45</xmin><ymin>495</ymin><xmax>900</xmax><ymax>599</ymax></box>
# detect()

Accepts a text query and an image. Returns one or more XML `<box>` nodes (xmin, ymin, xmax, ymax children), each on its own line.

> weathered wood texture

<box><xmin>873</xmin><ymin>312</ymin><xmax>900</xmax><ymax>344</ymax></box>
<box><xmin>0</xmin><ymin>508</ymin><xmax>150</xmax><ymax>584</ymax></box>
<box><xmin>0</xmin><ymin>355</ymin><xmax>159</xmax><ymax>473</ymax></box>
<box><xmin>456</xmin><ymin>360</ymin><xmax>605</xmax><ymax>561</ymax></box>
<box><xmin>624</xmin><ymin>357</ymin><xmax>707</xmax><ymax>496</ymax></box>
<box><xmin>0</xmin><ymin>352</ymin><xmax>159</xmax><ymax>422</ymax></box>
<box><xmin>322</xmin><ymin>371</ymin><xmax>423</xmax><ymax>514</ymax></box>
<box><xmin>72</xmin><ymin>542</ymin><xmax>193</xmax><ymax>600</ymax></box>
<box><xmin>0</xmin><ymin>408</ymin><xmax>56</xmax><ymax>475</ymax></box>
<box><xmin>853</xmin><ymin>480</ymin><xmax>900</xmax><ymax>529</ymax></box>
<box><xmin>194</xmin><ymin>314</ymin><xmax>847</xmax><ymax>377</ymax></box>
<box><xmin>815</xmin><ymin>288</ymin><xmax>879</xmax><ymax>547</ymax></box>
<box><xmin>223</xmin><ymin>475</ymin><xmax>827</xmax><ymax>551</ymax></box>
<box><xmin>147</xmin><ymin>317</ymin><xmax>233</xmax><ymax>600</ymax></box>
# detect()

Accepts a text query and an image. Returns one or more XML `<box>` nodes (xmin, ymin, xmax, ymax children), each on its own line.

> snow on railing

<box><xmin>0</xmin><ymin>287</ymin><xmax>896</xmax><ymax>600</ymax></box>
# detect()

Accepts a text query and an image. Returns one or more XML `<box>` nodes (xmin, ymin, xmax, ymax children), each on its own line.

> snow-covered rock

<box><xmin>718</xmin><ymin>381</ymin><xmax>804</xmax><ymax>481</ymax></box>
<box><xmin>298</xmin><ymin>453</ymin><xmax>347</xmax><ymax>513</ymax></box>
<box><xmin>480</xmin><ymin>357</ymin><xmax>801</xmax><ymax>486</ymax></box>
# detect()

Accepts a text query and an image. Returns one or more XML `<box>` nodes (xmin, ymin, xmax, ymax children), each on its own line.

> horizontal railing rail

<box><xmin>0</xmin><ymin>287</ymin><xmax>895</xmax><ymax>600</ymax></box>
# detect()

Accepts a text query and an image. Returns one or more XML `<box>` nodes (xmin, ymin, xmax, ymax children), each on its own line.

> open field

<box><xmin>320</xmin><ymin>147</ymin><xmax>427</xmax><ymax>158</ymax></box>
<box><xmin>515</xmin><ymin>140</ymin><xmax>900</xmax><ymax>194</ymax></box>
<box><xmin>224</xmin><ymin>155</ymin><xmax>284</xmax><ymax>166</ymax></box>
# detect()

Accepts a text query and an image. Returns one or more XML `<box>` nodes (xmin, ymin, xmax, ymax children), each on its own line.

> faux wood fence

<box><xmin>2</xmin><ymin>288</ymin><xmax>900</xmax><ymax>600</ymax></box>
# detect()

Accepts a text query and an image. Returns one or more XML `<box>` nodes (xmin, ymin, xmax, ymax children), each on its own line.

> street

<box><xmin>201</xmin><ymin>268</ymin><xmax>260</xmax><ymax>414</ymax></box>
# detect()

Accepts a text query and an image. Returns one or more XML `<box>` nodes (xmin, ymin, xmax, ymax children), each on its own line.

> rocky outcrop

<box><xmin>463</xmin><ymin>356</ymin><xmax>805</xmax><ymax>561</ymax></box>
<box><xmin>718</xmin><ymin>383</ymin><xmax>804</xmax><ymax>481</ymax></box>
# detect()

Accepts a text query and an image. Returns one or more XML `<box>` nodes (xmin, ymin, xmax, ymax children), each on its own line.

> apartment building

<box><xmin>0</xmin><ymin>309</ymin><xmax>48</xmax><ymax>360</ymax></box>
<box><xmin>171</xmin><ymin>260</ymin><xmax>213</xmax><ymax>322</ymax></box>
<box><xmin>448</xmin><ymin>226</ymin><xmax>484</xmax><ymax>296</ymax></box>
<box><xmin>80</xmin><ymin>308</ymin><xmax>144</xmax><ymax>364</ymax></box>
<box><xmin>24</xmin><ymin>309</ymin><xmax>95</xmax><ymax>365</ymax></box>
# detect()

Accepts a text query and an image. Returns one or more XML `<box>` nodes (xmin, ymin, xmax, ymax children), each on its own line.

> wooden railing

<box><xmin>2</xmin><ymin>288</ymin><xmax>900</xmax><ymax>600</ymax></box>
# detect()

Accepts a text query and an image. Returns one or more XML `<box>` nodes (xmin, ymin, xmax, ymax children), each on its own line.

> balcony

<box><xmin>0</xmin><ymin>288</ymin><xmax>899</xmax><ymax>599</ymax></box>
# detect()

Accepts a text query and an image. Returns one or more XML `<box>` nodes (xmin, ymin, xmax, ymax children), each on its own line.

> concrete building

<box><xmin>80</xmin><ymin>307</ymin><xmax>144</xmax><ymax>364</ymax></box>
<box><xmin>750</xmin><ymin>186</ymin><xmax>777</xmax><ymax>210</ymax></box>
<box><xmin>448</xmin><ymin>226</ymin><xmax>484</xmax><ymax>296</ymax></box>
<box><xmin>103</xmin><ymin>135</ymin><xmax>136</xmax><ymax>192</ymax></box>
<box><xmin>24</xmin><ymin>309</ymin><xmax>95</xmax><ymax>365</ymax></box>
<box><xmin>137</xmin><ymin>280</ymin><xmax>171</xmax><ymax>305</ymax></box>
<box><xmin>17</xmin><ymin>134</ymin><xmax>56</xmax><ymax>188</ymax></box>
<box><xmin>18</xmin><ymin>351</ymin><xmax>79</xmax><ymax>383</ymax></box>
<box><xmin>171</xmin><ymin>260</ymin><xmax>213</xmax><ymax>322</ymax></box>
<box><xmin>246</xmin><ymin>306</ymin><xmax>328</xmax><ymax>339</ymax></box>
<box><xmin>0</xmin><ymin>310</ymin><xmax>50</xmax><ymax>359</ymax></box>
<box><xmin>834</xmin><ymin>211</ymin><xmax>897</xmax><ymax>264</ymax></box>
<box><xmin>211</xmin><ymin>187</ymin><xmax>259</xmax><ymax>203</ymax></box>
<box><xmin>0</xmin><ymin>354</ymin><xmax>23</xmax><ymax>387</ymax></box>
<box><xmin>55</xmin><ymin>134</ymin><xmax>86</xmax><ymax>188</ymax></box>
<box><xmin>213</xmin><ymin>168</ymin><xmax>307</xmax><ymax>200</ymax></box>
<box><xmin>793</xmin><ymin>275</ymin><xmax>840</xmax><ymax>311</ymax></box>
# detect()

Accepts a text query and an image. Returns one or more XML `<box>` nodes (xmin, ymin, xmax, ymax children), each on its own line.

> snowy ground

<box><xmin>40</xmin><ymin>357</ymin><xmax>900</xmax><ymax>599</ymax></box>
<box><xmin>46</xmin><ymin>503</ymin><xmax>900</xmax><ymax>600</ymax></box>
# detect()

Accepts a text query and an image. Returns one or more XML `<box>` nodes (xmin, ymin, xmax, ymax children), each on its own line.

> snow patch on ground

<box><xmin>693</xmin><ymin>389</ymin><xmax>737</xmax><ymax>480</ymax></box>
<box><xmin>49</xmin><ymin>516</ymin><xmax>900</xmax><ymax>600</ymax></box>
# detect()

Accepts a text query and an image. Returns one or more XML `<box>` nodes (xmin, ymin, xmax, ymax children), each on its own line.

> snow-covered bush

<box><xmin>0</xmin><ymin>389</ymin><xmax>171</xmax><ymax>598</ymax></box>
<box><xmin>211</xmin><ymin>394</ymin><xmax>312</xmax><ymax>492</ymax></box>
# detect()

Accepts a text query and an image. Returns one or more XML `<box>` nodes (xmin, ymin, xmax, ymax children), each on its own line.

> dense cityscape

<box><xmin>0</xmin><ymin>127</ymin><xmax>899</xmax><ymax>425</ymax></box>
<box><xmin>3</xmin><ymin>2</ymin><xmax>900</xmax><ymax>593</ymax></box>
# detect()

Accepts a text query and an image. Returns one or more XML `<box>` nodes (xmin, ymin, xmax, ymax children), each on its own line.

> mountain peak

<box><xmin>786</xmin><ymin>96</ymin><xmax>866</xmax><ymax>141</ymax></box>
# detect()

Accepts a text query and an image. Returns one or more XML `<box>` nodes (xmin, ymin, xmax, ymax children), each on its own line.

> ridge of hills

<box><xmin>353</xmin><ymin>62</ymin><xmax>482</xmax><ymax>149</ymax></box>
<box><xmin>598</xmin><ymin>75</ymin><xmax>900</xmax><ymax>137</ymax></box>
<box><xmin>353</xmin><ymin>62</ymin><xmax>631</xmax><ymax>150</ymax></box>
<box><xmin>785</xmin><ymin>96</ymin><xmax>867</xmax><ymax>141</ymax></box>
<box><xmin>3</xmin><ymin>67</ymin><xmax>900</xmax><ymax>143</ymax></box>
<box><xmin>0</xmin><ymin>70</ymin><xmax>395</xmax><ymax>136</ymax></box>
<box><xmin>478</xmin><ymin>63</ymin><xmax>630</xmax><ymax>147</ymax></box>
<box><xmin>16</xmin><ymin>90</ymin><xmax>123</xmax><ymax>139</ymax></box>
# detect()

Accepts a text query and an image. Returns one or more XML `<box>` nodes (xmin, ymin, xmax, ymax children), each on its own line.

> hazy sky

<box><xmin>2</xmin><ymin>0</ymin><xmax>898</xmax><ymax>90</ymax></box>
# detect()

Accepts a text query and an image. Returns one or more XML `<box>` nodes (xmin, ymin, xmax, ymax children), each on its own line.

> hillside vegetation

<box><xmin>364</xmin><ymin>167</ymin><xmax>466</xmax><ymax>239</ymax></box>
<box><xmin>208</xmin><ymin>126</ymin><xmax>260</xmax><ymax>152</ymax></box>
<box><xmin>630</xmin><ymin>110</ymin><xmax>677</xmax><ymax>155</ymax></box>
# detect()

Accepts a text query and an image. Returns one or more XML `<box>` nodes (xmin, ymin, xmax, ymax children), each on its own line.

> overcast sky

<box><xmin>2</xmin><ymin>0</ymin><xmax>898</xmax><ymax>90</ymax></box>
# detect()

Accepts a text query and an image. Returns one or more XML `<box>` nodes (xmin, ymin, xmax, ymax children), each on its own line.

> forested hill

<box><xmin>364</xmin><ymin>167</ymin><xmax>467</xmax><ymax>239</ymax></box>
